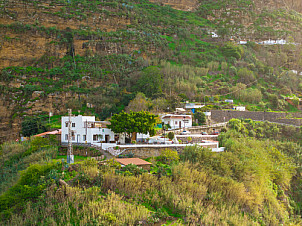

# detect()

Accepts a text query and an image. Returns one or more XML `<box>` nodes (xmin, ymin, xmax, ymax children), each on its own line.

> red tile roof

<box><xmin>115</xmin><ymin>158</ymin><xmax>152</xmax><ymax>166</ymax></box>
<box><xmin>34</xmin><ymin>129</ymin><xmax>61</xmax><ymax>137</ymax></box>
<box><xmin>162</xmin><ymin>115</ymin><xmax>192</xmax><ymax>119</ymax></box>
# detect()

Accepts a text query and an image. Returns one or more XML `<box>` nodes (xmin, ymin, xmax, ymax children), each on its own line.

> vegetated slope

<box><xmin>0</xmin><ymin>136</ymin><xmax>58</xmax><ymax>194</ymax></box>
<box><xmin>1</xmin><ymin>0</ymin><xmax>302</xmax><ymax>142</ymax></box>
<box><xmin>1</xmin><ymin>124</ymin><xmax>302</xmax><ymax>225</ymax></box>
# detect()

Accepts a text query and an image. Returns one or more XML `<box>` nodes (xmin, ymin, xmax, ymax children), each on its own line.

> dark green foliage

<box><xmin>0</xmin><ymin>163</ymin><xmax>59</xmax><ymax>220</ymax></box>
<box><xmin>0</xmin><ymin>137</ymin><xmax>58</xmax><ymax>194</ymax></box>
<box><xmin>116</xmin><ymin>163</ymin><xmax>147</xmax><ymax>176</ymax></box>
<box><xmin>194</xmin><ymin>111</ymin><xmax>206</xmax><ymax>125</ymax></box>
<box><xmin>167</xmin><ymin>132</ymin><xmax>174</xmax><ymax>140</ymax></box>
<box><xmin>108</xmin><ymin>111</ymin><xmax>157</xmax><ymax>140</ymax></box>
<box><xmin>150</xmin><ymin>161</ymin><xmax>172</xmax><ymax>178</ymax></box>
<box><xmin>21</xmin><ymin>116</ymin><xmax>48</xmax><ymax>137</ymax></box>
<box><xmin>221</xmin><ymin>42</ymin><xmax>244</xmax><ymax>60</ymax></box>
<box><xmin>136</xmin><ymin>66</ymin><xmax>163</xmax><ymax>98</ymax></box>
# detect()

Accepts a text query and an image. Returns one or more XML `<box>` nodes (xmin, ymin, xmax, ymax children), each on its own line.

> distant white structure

<box><xmin>184</xmin><ymin>103</ymin><xmax>204</xmax><ymax>113</ymax></box>
<box><xmin>259</xmin><ymin>39</ymin><xmax>288</xmax><ymax>45</ymax></box>
<box><xmin>225</xmin><ymin>99</ymin><xmax>234</xmax><ymax>103</ymax></box>
<box><xmin>233</xmin><ymin>106</ymin><xmax>246</xmax><ymax>111</ymax></box>
<box><xmin>290</xmin><ymin>70</ymin><xmax>302</xmax><ymax>76</ymax></box>
<box><xmin>204</xmin><ymin>112</ymin><xmax>211</xmax><ymax>116</ymax></box>
<box><xmin>162</xmin><ymin>114</ymin><xmax>193</xmax><ymax>130</ymax></box>
<box><xmin>61</xmin><ymin>115</ymin><xmax>122</xmax><ymax>144</ymax></box>
<box><xmin>175</xmin><ymin>108</ymin><xmax>186</xmax><ymax>113</ymax></box>
<box><xmin>211</xmin><ymin>32</ymin><xmax>219</xmax><ymax>38</ymax></box>
<box><xmin>237</xmin><ymin>39</ymin><xmax>293</xmax><ymax>45</ymax></box>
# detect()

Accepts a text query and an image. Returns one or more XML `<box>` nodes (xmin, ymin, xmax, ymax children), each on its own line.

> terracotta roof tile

<box><xmin>163</xmin><ymin>115</ymin><xmax>192</xmax><ymax>119</ymax></box>
<box><xmin>34</xmin><ymin>129</ymin><xmax>61</xmax><ymax>137</ymax></box>
<box><xmin>115</xmin><ymin>158</ymin><xmax>152</xmax><ymax>166</ymax></box>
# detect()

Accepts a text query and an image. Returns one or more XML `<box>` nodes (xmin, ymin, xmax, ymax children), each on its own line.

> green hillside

<box><xmin>1</xmin><ymin>0</ymin><xmax>302</xmax><ymax>140</ymax></box>
<box><xmin>1</xmin><ymin>122</ymin><xmax>302</xmax><ymax>224</ymax></box>
<box><xmin>2</xmin><ymin>1</ymin><xmax>302</xmax><ymax>224</ymax></box>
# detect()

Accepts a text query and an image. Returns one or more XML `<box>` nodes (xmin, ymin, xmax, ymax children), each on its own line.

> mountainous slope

<box><xmin>1</xmin><ymin>0</ymin><xmax>302</xmax><ymax>142</ymax></box>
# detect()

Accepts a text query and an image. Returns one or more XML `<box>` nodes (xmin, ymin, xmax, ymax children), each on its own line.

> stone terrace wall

<box><xmin>271</xmin><ymin>118</ymin><xmax>302</xmax><ymax>126</ymax></box>
<box><xmin>175</xmin><ymin>136</ymin><xmax>218</xmax><ymax>143</ymax></box>
<box><xmin>211</xmin><ymin>110</ymin><xmax>302</xmax><ymax>126</ymax></box>
<box><xmin>120</xmin><ymin>144</ymin><xmax>217</xmax><ymax>158</ymax></box>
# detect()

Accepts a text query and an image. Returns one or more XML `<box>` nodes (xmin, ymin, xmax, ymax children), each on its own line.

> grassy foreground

<box><xmin>0</xmin><ymin>123</ymin><xmax>302</xmax><ymax>225</ymax></box>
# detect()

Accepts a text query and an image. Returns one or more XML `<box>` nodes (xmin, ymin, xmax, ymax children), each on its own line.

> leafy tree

<box><xmin>108</xmin><ymin>111</ymin><xmax>157</xmax><ymax>141</ymax></box>
<box><xmin>151</xmin><ymin>97</ymin><xmax>168</xmax><ymax>113</ymax></box>
<box><xmin>21</xmin><ymin>117</ymin><xmax>47</xmax><ymax>137</ymax></box>
<box><xmin>217</xmin><ymin>27</ymin><xmax>230</xmax><ymax>41</ymax></box>
<box><xmin>194</xmin><ymin>112</ymin><xmax>206</xmax><ymax>125</ymax></box>
<box><xmin>136</xmin><ymin>66</ymin><xmax>163</xmax><ymax>98</ymax></box>
<box><xmin>157</xmin><ymin>149</ymin><xmax>179</xmax><ymax>164</ymax></box>
<box><xmin>125</xmin><ymin>92</ymin><xmax>150</xmax><ymax>112</ymax></box>
<box><xmin>167</xmin><ymin>132</ymin><xmax>174</xmax><ymax>140</ymax></box>
<box><xmin>221</xmin><ymin>43</ymin><xmax>244</xmax><ymax>60</ymax></box>
<box><xmin>228</xmin><ymin>119</ymin><xmax>247</xmax><ymax>135</ymax></box>
<box><xmin>238</xmin><ymin>68</ymin><xmax>255</xmax><ymax>84</ymax></box>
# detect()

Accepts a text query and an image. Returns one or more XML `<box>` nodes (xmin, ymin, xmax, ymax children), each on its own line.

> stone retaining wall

<box><xmin>211</xmin><ymin>110</ymin><xmax>302</xmax><ymax>126</ymax></box>
<box><xmin>59</xmin><ymin>146</ymin><xmax>102</xmax><ymax>157</ymax></box>
<box><xmin>175</xmin><ymin>136</ymin><xmax>218</xmax><ymax>143</ymax></box>
<box><xmin>120</xmin><ymin>144</ymin><xmax>217</xmax><ymax>158</ymax></box>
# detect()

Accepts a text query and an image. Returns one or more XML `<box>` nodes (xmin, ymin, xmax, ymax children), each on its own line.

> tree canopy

<box><xmin>21</xmin><ymin>116</ymin><xmax>47</xmax><ymax>137</ymax></box>
<box><xmin>108</xmin><ymin>111</ymin><xmax>157</xmax><ymax>140</ymax></box>
<box><xmin>136</xmin><ymin>66</ymin><xmax>163</xmax><ymax>98</ymax></box>
<box><xmin>194</xmin><ymin>111</ymin><xmax>206</xmax><ymax>125</ymax></box>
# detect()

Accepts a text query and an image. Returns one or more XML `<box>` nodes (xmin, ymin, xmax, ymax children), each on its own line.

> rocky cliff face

<box><xmin>0</xmin><ymin>0</ymin><xmax>301</xmax><ymax>143</ymax></box>
<box><xmin>152</xmin><ymin>0</ymin><xmax>302</xmax><ymax>13</ymax></box>
<box><xmin>0</xmin><ymin>1</ymin><xmax>133</xmax><ymax>142</ymax></box>
<box><xmin>149</xmin><ymin>0</ymin><xmax>199</xmax><ymax>11</ymax></box>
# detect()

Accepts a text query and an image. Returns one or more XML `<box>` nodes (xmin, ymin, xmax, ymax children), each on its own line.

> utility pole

<box><xmin>85</xmin><ymin>119</ymin><xmax>87</xmax><ymax>143</ymax></box>
<box><xmin>67</xmin><ymin>109</ymin><xmax>74</xmax><ymax>164</ymax></box>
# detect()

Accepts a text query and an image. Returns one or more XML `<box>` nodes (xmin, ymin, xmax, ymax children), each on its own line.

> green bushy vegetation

<box><xmin>1</xmin><ymin>124</ymin><xmax>302</xmax><ymax>224</ymax></box>
<box><xmin>0</xmin><ymin>137</ymin><xmax>58</xmax><ymax>194</ymax></box>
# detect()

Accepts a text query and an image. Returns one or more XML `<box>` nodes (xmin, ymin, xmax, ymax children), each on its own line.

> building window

<box><xmin>83</xmin><ymin>135</ymin><xmax>86</xmax><ymax>141</ymax></box>
<box><xmin>65</xmin><ymin>134</ymin><xmax>68</xmax><ymax>140</ymax></box>
<box><xmin>93</xmin><ymin>135</ymin><xmax>98</xmax><ymax>141</ymax></box>
<box><xmin>72</xmin><ymin>123</ymin><xmax>75</xmax><ymax>127</ymax></box>
<box><xmin>72</xmin><ymin>132</ymin><xmax>75</xmax><ymax>141</ymax></box>
<box><xmin>175</xmin><ymin>121</ymin><xmax>178</xmax><ymax>125</ymax></box>
<box><xmin>65</xmin><ymin>122</ymin><xmax>68</xmax><ymax>127</ymax></box>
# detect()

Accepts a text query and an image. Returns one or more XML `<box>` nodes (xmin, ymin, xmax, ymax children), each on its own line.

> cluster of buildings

<box><xmin>60</xmin><ymin>114</ymin><xmax>195</xmax><ymax>146</ymax></box>
<box><xmin>58</xmin><ymin>103</ymin><xmax>210</xmax><ymax>146</ymax></box>
<box><xmin>33</xmin><ymin>100</ymin><xmax>247</xmax><ymax>148</ymax></box>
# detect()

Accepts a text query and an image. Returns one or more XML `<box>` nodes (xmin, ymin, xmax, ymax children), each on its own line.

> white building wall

<box><xmin>61</xmin><ymin>115</ymin><xmax>127</xmax><ymax>144</ymax></box>
<box><xmin>162</xmin><ymin>115</ymin><xmax>193</xmax><ymax>130</ymax></box>
<box><xmin>61</xmin><ymin>115</ymin><xmax>96</xmax><ymax>144</ymax></box>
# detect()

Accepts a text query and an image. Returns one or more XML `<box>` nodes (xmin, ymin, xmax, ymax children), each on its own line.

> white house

<box><xmin>61</xmin><ymin>115</ymin><xmax>120</xmax><ymax>145</ymax></box>
<box><xmin>162</xmin><ymin>114</ymin><xmax>192</xmax><ymax>130</ymax></box>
